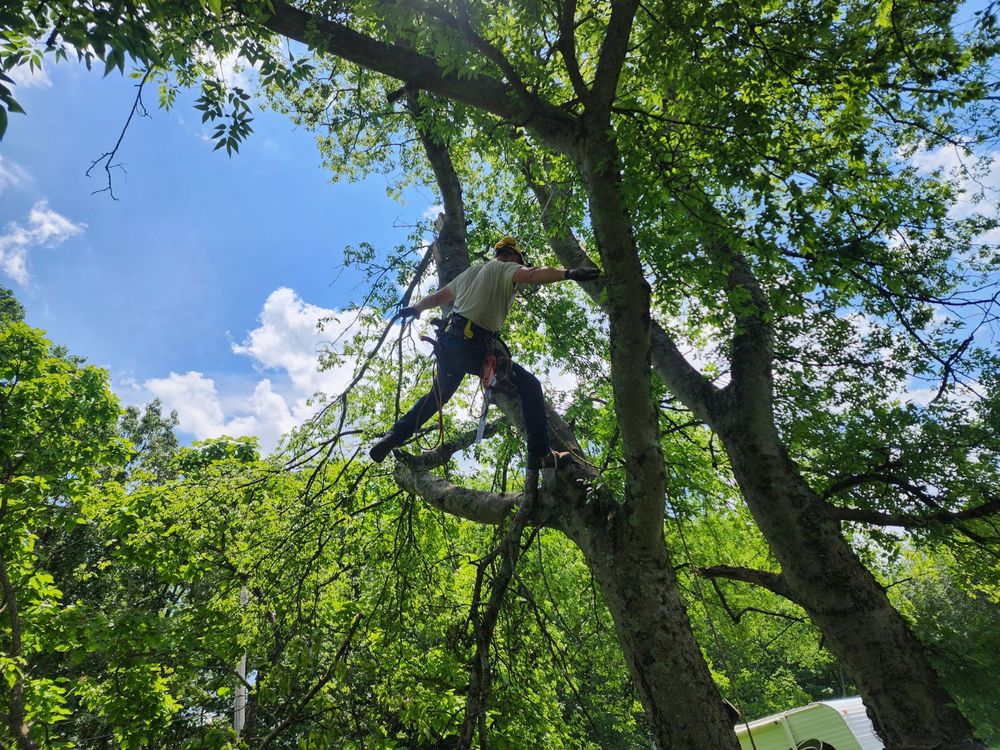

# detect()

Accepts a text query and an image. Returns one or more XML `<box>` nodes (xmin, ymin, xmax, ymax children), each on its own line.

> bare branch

<box><xmin>87</xmin><ymin>68</ymin><xmax>152</xmax><ymax>199</ymax></box>
<box><xmin>696</xmin><ymin>565</ymin><xmax>798</xmax><ymax>603</ymax></box>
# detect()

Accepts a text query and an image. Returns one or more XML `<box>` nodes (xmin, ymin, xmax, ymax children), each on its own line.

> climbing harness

<box><xmin>442</xmin><ymin>312</ymin><xmax>513</xmax><ymax>446</ymax></box>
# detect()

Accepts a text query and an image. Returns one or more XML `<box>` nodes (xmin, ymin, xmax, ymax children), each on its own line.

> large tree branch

<box><xmin>719</xmin><ymin>249</ymin><xmax>775</xmax><ymax>414</ymax></box>
<box><xmin>526</xmin><ymin>174</ymin><xmax>720</xmax><ymax>423</ymax></box>
<box><xmin>393</xmin><ymin>455</ymin><xmax>520</xmax><ymax>525</ymax></box>
<box><xmin>390</xmin><ymin>0</ymin><xmax>531</xmax><ymax>98</ymax></box>
<box><xmin>829</xmin><ymin>498</ymin><xmax>1000</xmax><ymax>528</ymax></box>
<box><xmin>574</xmin><ymin>132</ymin><xmax>665</xmax><ymax>540</ymax></box>
<box><xmin>590</xmin><ymin>1</ymin><xmax>638</xmax><ymax>111</ymax></box>
<box><xmin>263</xmin><ymin>1</ymin><xmax>582</xmax><ymax>150</ymax></box>
<box><xmin>697</xmin><ymin>565</ymin><xmax>798</xmax><ymax>603</ymax></box>
<box><xmin>403</xmin><ymin>91</ymin><xmax>469</xmax><ymax>286</ymax></box>
<box><xmin>822</xmin><ymin>470</ymin><xmax>1000</xmax><ymax>527</ymax></box>
<box><xmin>402</xmin><ymin>420</ymin><xmax>504</xmax><ymax>471</ymax></box>
<box><xmin>556</xmin><ymin>0</ymin><xmax>591</xmax><ymax>106</ymax></box>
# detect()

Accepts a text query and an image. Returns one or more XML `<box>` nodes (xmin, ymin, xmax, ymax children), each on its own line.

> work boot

<box><xmin>526</xmin><ymin>450</ymin><xmax>573</xmax><ymax>470</ymax></box>
<box><xmin>370</xmin><ymin>429</ymin><xmax>406</xmax><ymax>463</ymax></box>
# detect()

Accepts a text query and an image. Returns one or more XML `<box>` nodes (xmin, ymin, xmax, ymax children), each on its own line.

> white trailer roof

<box><xmin>736</xmin><ymin>697</ymin><xmax>884</xmax><ymax>750</ymax></box>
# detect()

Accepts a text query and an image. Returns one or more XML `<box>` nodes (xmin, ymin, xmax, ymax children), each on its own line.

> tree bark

<box><xmin>560</xmin><ymin>509</ymin><xmax>740</xmax><ymax>750</ymax></box>
<box><xmin>713</xmin><ymin>414</ymin><xmax>981</xmax><ymax>749</ymax></box>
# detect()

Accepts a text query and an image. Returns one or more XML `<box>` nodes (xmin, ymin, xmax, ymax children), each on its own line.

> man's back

<box><xmin>447</xmin><ymin>260</ymin><xmax>520</xmax><ymax>332</ymax></box>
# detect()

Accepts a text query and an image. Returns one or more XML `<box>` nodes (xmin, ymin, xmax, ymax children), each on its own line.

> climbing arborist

<box><xmin>369</xmin><ymin>235</ymin><xmax>601</xmax><ymax>468</ymax></box>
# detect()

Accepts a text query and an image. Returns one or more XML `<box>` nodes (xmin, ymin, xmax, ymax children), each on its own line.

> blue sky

<box><xmin>2</xmin><ymin>61</ymin><xmax>438</xmax><ymax>451</ymax></box>
<box><xmin>2</xmin><ymin>32</ymin><xmax>997</xmax><ymax>452</ymax></box>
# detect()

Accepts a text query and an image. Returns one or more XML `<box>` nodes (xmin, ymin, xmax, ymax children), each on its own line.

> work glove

<box><xmin>398</xmin><ymin>305</ymin><xmax>421</xmax><ymax>320</ymax></box>
<box><xmin>565</xmin><ymin>266</ymin><xmax>601</xmax><ymax>282</ymax></box>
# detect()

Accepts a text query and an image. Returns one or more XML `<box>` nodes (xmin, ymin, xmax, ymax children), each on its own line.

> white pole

<box><xmin>235</xmin><ymin>586</ymin><xmax>249</xmax><ymax>736</ymax></box>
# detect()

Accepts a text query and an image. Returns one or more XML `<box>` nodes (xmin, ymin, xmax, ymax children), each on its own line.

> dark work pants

<box><xmin>390</xmin><ymin>334</ymin><xmax>550</xmax><ymax>458</ymax></box>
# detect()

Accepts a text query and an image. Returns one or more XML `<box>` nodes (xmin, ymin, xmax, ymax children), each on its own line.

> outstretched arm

<box><xmin>408</xmin><ymin>286</ymin><xmax>456</xmax><ymax>315</ymax></box>
<box><xmin>512</xmin><ymin>265</ymin><xmax>600</xmax><ymax>285</ymax></box>
<box><xmin>418</xmin><ymin>286</ymin><xmax>456</xmax><ymax>310</ymax></box>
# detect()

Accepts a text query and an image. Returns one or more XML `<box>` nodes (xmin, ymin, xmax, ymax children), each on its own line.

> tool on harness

<box><xmin>476</xmin><ymin>353</ymin><xmax>498</xmax><ymax>444</ymax></box>
<box><xmin>474</xmin><ymin>342</ymin><xmax>513</xmax><ymax>446</ymax></box>
<box><xmin>445</xmin><ymin>312</ymin><xmax>492</xmax><ymax>341</ymax></box>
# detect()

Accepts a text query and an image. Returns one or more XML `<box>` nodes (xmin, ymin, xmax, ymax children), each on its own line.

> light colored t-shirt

<box><xmin>445</xmin><ymin>260</ymin><xmax>520</xmax><ymax>332</ymax></box>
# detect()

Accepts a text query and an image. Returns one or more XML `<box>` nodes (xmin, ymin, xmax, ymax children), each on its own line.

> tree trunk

<box><xmin>0</xmin><ymin>552</ymin><xmax>39</xmax><ymax>750</ymax></box>
<box><xmin>716</xmin><ymin>414</ymin><xmax>982</xmax><ymax>750</ymax></box>
<box><xmin>563</xmin><ymin>512</ymin><xmax>740</xmax><ymax>750</ymax></box>
<box><xmin>564</xmin><ymin>129</ymin><xmax>739</xmax><ymax>748</ymax></box>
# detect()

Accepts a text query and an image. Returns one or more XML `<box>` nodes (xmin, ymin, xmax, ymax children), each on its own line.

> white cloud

<box><xmin>0</xmin><ymin>200</ymin><xmax>85</xmax><ymax>283</ymax></box>
<box><xmin>28</xmin><ymin>202</ymin><xmax>85</xmax><ymax>243</ymax></box>
<box><xmin>7</xmin><ymin>64</ymin><xmax>51</xmax><ymax>89</ymax></box>
<box><xmin>142</xmin><ymin>288</ymin><xmax>400</xmax><ymax>454</ymax></box>
<box><xmin>196</xmin><ymin>51</ymin><xmax>254</xmax><ymax>92</ymax></box>
<box><xmin>0</xmin><ymin>157</ymin><xmax>31</xmax><ymax>194</ymax></box>
<box><xmin>231</xmin><ymin>287</ymin><xmax>356</xmax><ymax>396</ymax></box>
<box><xmin>143</xmin><ymin>371</ymin><xmax>305</xmax><ymax>453</ymax></box>
<box><xmin>145</xmin><ymin>371</ymin><xmax>230</xmax><ymax>438</ymax></box>
<box><xmin>908</xmin><ymin>144</ymin><xmax>1000</xmax><ymax>222</ymax></box>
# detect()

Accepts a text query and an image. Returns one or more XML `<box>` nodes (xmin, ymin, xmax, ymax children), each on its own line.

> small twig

<box><xmin>87</xmin><ymin>68</ymin><xmax>153</xmax><ymax>200</ymax></box>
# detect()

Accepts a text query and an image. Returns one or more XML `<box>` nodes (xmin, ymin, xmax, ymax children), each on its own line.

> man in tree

<box><xmin>370</xmin><ymin>235</ymin><xmax>599</xmax><ymax>467</ymax></box>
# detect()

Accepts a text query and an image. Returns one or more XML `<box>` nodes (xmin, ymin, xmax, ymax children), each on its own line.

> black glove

<box><xmin>565</xmin><ymin>266</ymin><xmax>601</xmax><ymax>282</ymax></box>
<box><xmin>398</xmin><ymin>305</ymin><xmax>421</xmax><ymax>320</ymax></box>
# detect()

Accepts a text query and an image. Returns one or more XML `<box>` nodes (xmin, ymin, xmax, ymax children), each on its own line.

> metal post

<box><xmin>234</xmin><ymin>586</ymin><xmax>249</xmax><ymax>736</ymax></box>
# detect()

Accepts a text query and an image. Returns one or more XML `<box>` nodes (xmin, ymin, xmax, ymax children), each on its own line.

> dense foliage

<box><xmin>3</xmin><ymin>0</ymin><xmax>1000</xmax><ymax>747</ymax></box>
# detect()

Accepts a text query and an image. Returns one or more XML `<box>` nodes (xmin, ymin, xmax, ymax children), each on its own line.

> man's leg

<box><xmin>370</xmin><ymin>365</ymin><xmax>464</xmax><ymax>462</ymax></box>
<box><xmin>507</xmin><ymin>361</ymin><xmax>550</xmax><ymax>460</ymax></box>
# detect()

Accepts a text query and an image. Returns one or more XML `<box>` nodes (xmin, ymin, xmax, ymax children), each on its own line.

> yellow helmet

<box><xmin>494</xmin><ymin>235</ymin><xmax>526</xmax><ymax>264</ymax></box>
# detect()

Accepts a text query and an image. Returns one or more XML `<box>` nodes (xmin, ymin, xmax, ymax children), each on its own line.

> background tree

<box><xmin>0</xmin><ymin>303</ymin><xmax>126</xmax><ymax>749</ymax></box>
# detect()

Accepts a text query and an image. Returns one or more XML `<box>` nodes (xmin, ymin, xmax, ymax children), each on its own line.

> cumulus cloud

<box><xmin>143</xmin><ymin>288</ymin><xmax>387</xmax><ymax>454</ymax></box>
<box><xmin>0</xmin><ymin>201</ymin><xmax>86</xmax><ymax>283</ymax></box>
<box><xmin>231</xmin><ymin>287</ymin><xmax>355</xmax><ymax>396</ymax></box>
<box><xmin>143</xmin><ymin>371</ymin><xmax>304</xmax><ymax>453</ymax></box>
<box><xmin>145</xmin><ymin>371</ymin><xmax>232</xmax><ymax>439</ymax></box>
